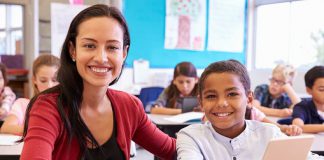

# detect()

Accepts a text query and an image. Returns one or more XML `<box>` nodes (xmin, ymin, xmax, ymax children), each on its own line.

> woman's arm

<box><xmin>20</xmin><ymin>96</ymin><xmax>61</xmax><ymax>160</ymax></box>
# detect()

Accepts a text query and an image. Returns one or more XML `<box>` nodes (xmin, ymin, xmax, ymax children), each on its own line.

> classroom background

<box><xmin>1</xmin><ymin>0</ymin><xmax>323</xmax><ymax>99</ymax></box>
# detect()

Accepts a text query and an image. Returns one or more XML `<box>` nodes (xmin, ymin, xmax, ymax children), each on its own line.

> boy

<box><xmin>253</xmin><ymin>64</ymin><xmax>301</xmax><ymax>117</ymax></box>
<box><xmin>292</xmin><ymin>66</ymin><xmax>324</xmax><ymax>133</ymax></box>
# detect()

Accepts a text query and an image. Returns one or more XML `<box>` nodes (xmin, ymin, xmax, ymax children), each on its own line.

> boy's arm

<box><xmin>281</xmin><ymin>83</ymin><xmax>301</xmax><ymax>107</ymax></box>
<box><xmin>253</xmin><ymin>100</ymin><xmax>292</xmax><ymax>117</ymax></box>
<box><xmin>292</xmin><ymin>118</ymin><xmax>324</xmax><ymax>133</ymax></box>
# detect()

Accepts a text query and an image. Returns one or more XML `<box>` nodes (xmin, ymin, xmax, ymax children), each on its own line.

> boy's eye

<box><xmin>204</xmin><ymin>94</ymin><xmax>216</xmax><ymax>99</ymax></box>
<box><xmin>228</xmin><ymin>92</ymin><xmax>239</xmax><ymax>97</ymax></box>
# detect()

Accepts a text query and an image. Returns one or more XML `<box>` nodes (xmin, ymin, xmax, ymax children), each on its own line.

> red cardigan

<box><xmin>20</xmin><ymin>89</ymin><xmax>176</xmax><ymax>160</ymax></box>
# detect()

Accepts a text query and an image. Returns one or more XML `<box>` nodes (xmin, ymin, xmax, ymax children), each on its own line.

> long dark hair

<box><xmin>21</xmin><ymin>4</ymin><xmax>130</xmax><ymax>156</ymax></box>
<box><xmin>198</xmin><ymin>59</ymin><xmax>253</xmax><ymax>119</ymax></box>
<box><xmin>0</xmin><ymin>63</ymin><xmax>8</xmax><ymax>87</ymax></box>
<box><xmin>166</xmin><ymin>62</ymin><xmax>198</xmax><ymax>108</ymax></box>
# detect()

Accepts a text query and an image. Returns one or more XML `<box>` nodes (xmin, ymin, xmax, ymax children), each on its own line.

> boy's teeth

<box><xmin>216</xmin><ymin>113</ymin><xmax>231</xmax><ymax>117</ymax></box>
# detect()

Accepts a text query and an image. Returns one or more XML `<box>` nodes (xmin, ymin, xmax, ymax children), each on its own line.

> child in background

<box><xmin>292</xmin><ymin>66</ymin><xmax>324</xmax><ymax>133</ymax></box>
<box><xmin>253</xmin><ymin>64</ymin><xmax>301</xmax><ymax>117</ymax></box>
<box><xmin>0</xmin><ymin>54</ymin><xmax>60</xmax><ymax>135</ymax></box>
<box><xmin>151</xmin><ymin>62</ymin><xmax>199</xmax><ymax>115</ymax></box>
<box><xmin>176</xmin><ymin>60</ymin><xmax>311</xmax><ymax>160</ymax></box>
<box><xmin>0</xmin><ymin>63</ymin><xmax>16</xmax><ymax>120</ymax></box>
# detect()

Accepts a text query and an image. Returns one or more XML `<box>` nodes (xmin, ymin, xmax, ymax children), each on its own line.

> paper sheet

<box><xmin>164</xmin><ymin>112</ymin><xmax>204</xmax><ymax>123</ymax></box>
<box><xmin>0</xmin><ymin>134</ymin><xmax>21</xmax><ymax>146</ymax></box>
<box><xmin>133</xmin><ymin>59</ymin><xmax>150</xmax><ymax>84</ymax></box>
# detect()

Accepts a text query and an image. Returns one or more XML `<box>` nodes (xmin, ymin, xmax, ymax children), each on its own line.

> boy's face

<box><xmin>269</xmin><ymin>72</ymin><xmax>286</xmax><ymax>97</ymax></box>
<box><xmin>200</xmin><ymin>72</ymin><xmax>253</xmax><ymax>138</ymax></box>
<box><xmin>307</xmin><ymin>77</ymin><xmax>324</xmax><ymax>106</ymax></box>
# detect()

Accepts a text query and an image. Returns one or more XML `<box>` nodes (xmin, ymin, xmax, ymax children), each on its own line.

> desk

<box><xmin>0</xmin><ymin>134</ymin><xmax>23</xmax><ymax>160</ymax></box>
<box><xmin>148</xmin><ymin>114</ymin><xmax>193</xmax><ymax>138</ymax></box>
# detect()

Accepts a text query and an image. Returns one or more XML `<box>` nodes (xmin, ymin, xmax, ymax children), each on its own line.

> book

<box><xmin>164</xmin><ymin>112</ymin><xmax>204</xmax><ymax>123</ymax></box>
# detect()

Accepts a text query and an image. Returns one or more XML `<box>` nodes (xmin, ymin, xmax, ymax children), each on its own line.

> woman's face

<box><xmin>173</xmin><ymin>75</ymin><xmax>198</xmax><ymax>96</ymax></box>
<box><xmin>200</xmin><ymin>72</ymin><xmax>253</xmax><ymax>138</ymax></box>
<box><xmin>70</xmin><ymin>17</ymin><xmax>127</xmax><ymax>88</ymax></box>
<box><xmin>33</xmin><ymin>65</ymin><xmax>59</xmax><ymax>93</ymax></box>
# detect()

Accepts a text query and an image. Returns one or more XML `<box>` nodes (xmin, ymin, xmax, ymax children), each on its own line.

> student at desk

<box><xmin>20</xmin><ymin>4</ymin><xmax>175</xmax><ymax>160</ymax></box>
<box><xmin>0</xmin><ymin>54</ymin><xmax>60</xmax><ymax>135</ymax></box>
<box><xmin>151</xmin><ymin>62</ymin><xmax>199</xmax><ymax>115</ymax></box>
<box><xmin>176</xmin><ymin>60</ymin><xmax>315</xmax><ymax>160</ymax></box>
<box><xmin>253</xmin><ymin>64</ymin><xmax>301</xmax><ymax>117</ymax></box>
<box><xmin>292</xmin><ymin>66</ymin><xmax>324</xmax><ymax>133</ymax></box>
<box><xmin>0</xmin><ymin>63</ymin><xmax>16</xmax><ymax>120</ymax></box>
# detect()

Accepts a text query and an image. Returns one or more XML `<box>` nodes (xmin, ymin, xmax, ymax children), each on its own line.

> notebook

<box><xmin>262</xmin><ymin>135</ymin><xmax>314</xmax><ymax>160</ymax></box>
<box><xmin>177</xmin><ymin>97</ymin><xmax>199</xmax><ymax>113</ymax></box>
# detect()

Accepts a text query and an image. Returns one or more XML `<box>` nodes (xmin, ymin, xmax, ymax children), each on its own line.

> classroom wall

<box><xmin>123</xmin><ymin>0</ymin><xmax>247</xmax><ymax>69</ymax></box>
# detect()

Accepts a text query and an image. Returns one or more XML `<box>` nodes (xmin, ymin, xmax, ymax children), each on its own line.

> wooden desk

<box><xmin>0</xmin><ymin>134</ymin><xmax>23</xmax><ymax>160</ymax></box>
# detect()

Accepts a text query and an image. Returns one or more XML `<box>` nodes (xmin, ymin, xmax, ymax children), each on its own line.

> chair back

<box><xmin>138</xmin><ymin>87</ymin><xmax>164</xmax><ymax>112</ymax></box>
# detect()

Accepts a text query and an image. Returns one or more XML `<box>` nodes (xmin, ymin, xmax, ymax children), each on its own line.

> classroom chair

<box><xmin>138</xmin><ymin>87</ymin><xmax>164</xmax><ymax>113</ymax></box>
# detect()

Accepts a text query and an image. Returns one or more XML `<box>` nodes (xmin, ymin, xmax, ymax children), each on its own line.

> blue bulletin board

<box><xmin>123</xmin><ymin>0</ymin><xmax>247</xmax><ymax>69</ymax></box>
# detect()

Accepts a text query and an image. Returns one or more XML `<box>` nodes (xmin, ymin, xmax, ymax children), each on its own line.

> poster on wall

<box><xmin>207</xmin><ymin>0</ymin><xmax>245</xmax><ymax>52</ymax></box>
<box><xmin>51</xmin><ymin>3</ymin><xmax>87</xmax><ymax>57</ymax></box>
<box><xmin>164</xmin><ymin>0</ymin><xmax>206</xmax><ymax>51</ymax></box>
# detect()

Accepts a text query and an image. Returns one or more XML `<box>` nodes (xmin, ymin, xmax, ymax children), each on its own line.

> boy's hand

<box><xmin>283</xmin><ymin>125</ymin><xmax>303</xmax><ymax>136</ymax></box>
<box><xmin>0</xmin><ymin>108</ymin><xmax>8</xmax><ymax>119</ymax></box>
<box><xmin>279</xmin><ymin>108</ymin><xmax>293</xmax><ymax>117</ymax></box>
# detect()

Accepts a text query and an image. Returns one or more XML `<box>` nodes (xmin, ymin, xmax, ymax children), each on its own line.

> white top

<box><xmin>176</xmin><ymin>120</ymin><xmax>321</xmax><ymax>160</ymax></box>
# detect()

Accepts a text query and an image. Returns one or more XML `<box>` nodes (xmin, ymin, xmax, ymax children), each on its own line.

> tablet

<box><xmin>262</xmin><ymin>135</ymin><xmax>314</xmax><ymax>160</ymax></box>
<box><xmin>177</xmin><ymin>97</ymin><xmax>198</xmax><ymax>113</ymax></box>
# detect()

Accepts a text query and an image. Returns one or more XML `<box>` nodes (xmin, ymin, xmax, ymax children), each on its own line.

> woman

<box><xmin>20</xmin><ymin>4</ymin><xmax>175</xmax><ymax>160</ymax></box>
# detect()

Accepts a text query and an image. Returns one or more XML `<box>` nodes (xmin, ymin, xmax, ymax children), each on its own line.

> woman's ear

<box><xmin>69</xmin><ymin>41</ymin><xmax>76</xmax><ymax>60</ymax></box>
<box><xmin>123</xmin><ymin>45</ymin><xmax>129</xmax><ymax>60</ymax></box>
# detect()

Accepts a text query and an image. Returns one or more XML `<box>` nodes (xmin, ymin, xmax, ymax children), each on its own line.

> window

<box><xmin>253</xmin><ymin>0</ymin><xmax>324</xmax><ymax>69</ymax></box>
<box><xmin>0</xmin><ymin>4</ymin><xmax>23</xmax><ymax>55</ymax></box>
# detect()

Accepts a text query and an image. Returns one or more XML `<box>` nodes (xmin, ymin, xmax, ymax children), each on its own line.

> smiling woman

<box><xmin>19</xmin><ymin>4</ymin><xmax>175</xmax><ymax>160</ymax></box>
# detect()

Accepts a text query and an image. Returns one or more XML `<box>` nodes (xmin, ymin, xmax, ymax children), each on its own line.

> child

<box><xmin>292</xmin><ymin>66</ymin><xmax>324</xmax><ymax>133</ymax></box>
<box><xmin>0</xmin><ymin>63</ymin><xmax>16</xmax><ymax>120</ymax></box>
<box><xmin>0</xmin><ymin>54</ymin><xmax>59</xmax><ymax>135</ymax></box>
<box><xmin>151</xmin><ymin>61</ymin><xmax>199</xmax><ymax>115</ymax></box>
<box><xmin>176</xmin><ymin>60</ymin><xmax>312</xmax><ymax>159</ymax></box>
<box><xmin>253</xmin><ymin>64</ymin><xmax>301</xmax><ymax>117</ymax></box>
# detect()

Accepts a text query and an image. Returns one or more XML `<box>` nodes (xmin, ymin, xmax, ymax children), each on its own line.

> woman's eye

<box><xmin>83</xmin><ymin>44</ymin><xmax>95</xmax><ymax>49</ymax></box>
<box><xmin>107</xmin><ymin>45</ymin><xmax>120</xmax><ymax>51</ymax></box>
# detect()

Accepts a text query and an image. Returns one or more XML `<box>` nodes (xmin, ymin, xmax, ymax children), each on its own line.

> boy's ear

<box><xmin>69</xmin><ymin>41</ymin><xmax>76</xmax><ymax>60</ymax></box>
<box><xmin>197</xmin><ymin>95</ymin><xmax>204</xmax><ymax>111</ymax></box>
<box><xmin>247</xmin><ymin>91</ymin><xmax>254</xmax><ymax>105</ymax></box>
<box><xmin>306</xmin><ymin>87</ymin><xmax>312</xmax><ymax>95</ymax></box>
